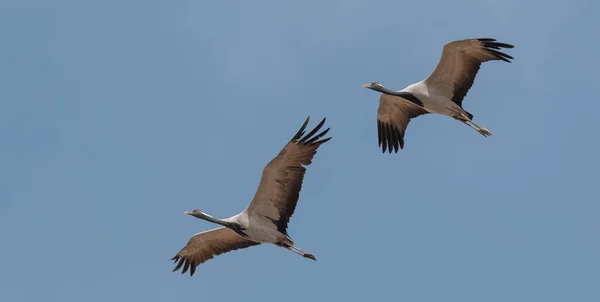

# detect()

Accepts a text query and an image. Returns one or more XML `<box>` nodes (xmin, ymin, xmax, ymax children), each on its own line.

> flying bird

<box><xmin>171</xmin><ymin>117</ymin><xmax>331</xmax><ymax>276</ymax></box>
<box><xmin>362</xmin><ymin>38</ymin><xmax>514</xmax><ymax>153</ymax></box>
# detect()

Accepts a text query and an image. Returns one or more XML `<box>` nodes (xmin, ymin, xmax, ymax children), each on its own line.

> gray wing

<box><xmin>424</xmin><ymin>38</ymin><xmax>514</xmax><ymax>106</ymax></box>
<box><xmin>377</xmin><ymin>94</ymin><xmax>429</xmax><ymax>153</ymax></box>
<box><xmin>246</xmin><ymin>117</ymin><xmax>331</xmax><ymax>235</ymax></box>
<box><xmin>171</xmin><ymin>227</ymin><xmax>260</xmax><ymax>276</ymax></box>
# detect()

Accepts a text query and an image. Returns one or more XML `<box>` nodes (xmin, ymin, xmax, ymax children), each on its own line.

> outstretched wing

<box><xmin>171</xmin><ymin>227</ymin><xmax>260</xmax><ymax>276</ymax></box>
<box><xmin>424</xmin><ymin>38</ymin><xmax>514</xmax><ymax>107</ymax></box>
<box><xmin>246</xmin><ymin>117</ymin><xmax>331</xmax><ymax>235</ymax></box>
<box><xmin>377</xmin><ymin>94</ymin><xmax>429</xmax><ymax>153</ymax></box>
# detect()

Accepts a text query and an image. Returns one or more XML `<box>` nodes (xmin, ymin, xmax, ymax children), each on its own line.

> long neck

<box><xmin>376</xmin><ymin>86</ymin><xmax>402</xmax><ymax>95</ymax></box>
<box><xmin>375</xmin><ymin>86</ymin><xmax>424</xmax><ymax>106</ymax></box>
<box><xmin>196</xmin><ymin>213</ymin><xmax>246</xmax><ymax>236</ymax></box>
<box><xmin>197</xmin><ymin>213</ymin><xmax>230</xmax><ymax>227</ymax></box>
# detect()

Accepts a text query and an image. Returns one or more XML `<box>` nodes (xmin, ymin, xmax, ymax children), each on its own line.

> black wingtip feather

<box><xmin>377</xmin><ymin>121</ymin><xmax>404</xmax><ymax>153</ymax></box>
<box><xmin>377</xmin><ymin>121</ymin><xmax>382</xmax><ymax>147</ymax></box>
<box><xmin>381</xmin><ymin>124</ymin><xmax>388</xmax><ymax>153</ymax></box>
<box><xmin>491</xmin><ymin>42</ymin><xmax>514</xmax><ymax>49</ymax></box>
<box><xmin>486</xmin><ymin>49</ymin><xmax>513</xmax><ymax>62</ymax></box>
<box><xmin>478</xmin><ymin>38</ymin><xmax>515</xmax><ymax>63</ymax></box>
<box><xmin>482</xmin><ymin>41</ymin><xmax>515</xmax><ymax>49</ymax></box>
<box><xmin>317</xmin><ymin>137</ymin><xmax>332</xmax><ymax>145</ymax></box>
<box><xmin>292</xmin><ymin>117</ymin><xmax>310</xmax><ymax>141</ymax></box>
<box><xmin>386</xmin><ymin>125</ymin><xmax>394</xmax><ymax>154</ymax></box>
<box><xmin>292</xmin><ymin>117</ymin><xmax>332</xmax><ymax>146</ymax></box>
<box><xmin>306</xmin><ymin>127</ymin><xmax>330</xmax><ymax>144</ymax></box>
<box><xmin>490</xmin><ymin>48</ymin><xmax>514</xmax><ymax>59</ymax></box>
<box><xmin>172</xmin><ymin>257</ymin><xmax>184</xmax><ymax>272</ymax></box>
<box><xmin>390</xmin><ymin>125</ymin><xmax>400</xmax><ymax>153</ymax></box>
<box><xmin>478</xmin><ymin>38</ymin><xmax>515</xmax><ymax>48</ymax></box>
<box><xmin>181</xmin><ymin>260</ymin><xmax>190</xmax><ymax>274</ymax></box>
<box><xmin>300</xmin><ymin>117</ymin><xmax>326</xmax><ymax>142</ymax></box>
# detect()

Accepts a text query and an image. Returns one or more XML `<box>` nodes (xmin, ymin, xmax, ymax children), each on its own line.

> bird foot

<box><xmin>304</xmin><ymin>253</ymin><xmax>317</xmax><ymax>261</ymax></box>
<box><xmin>478</xmin><ymin>127</ymin><xmax>492</xmax><ymax>137</ymax></box>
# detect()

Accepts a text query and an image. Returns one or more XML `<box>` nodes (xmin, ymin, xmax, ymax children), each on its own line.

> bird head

<box><xmin>362</xmin><ymin>82</ymin><xmax>384</xmax><ymax>92</ymax></box>
<box><xmin>184</xmin><ymin>209</ymin><xmax>210</xmax><ymax>218</ymax></box>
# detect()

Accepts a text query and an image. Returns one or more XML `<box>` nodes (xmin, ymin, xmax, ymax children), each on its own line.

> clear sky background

<box><xmin>1</xmin><ymin>0</ymin><xmax>599</xmax><ymax>301</ymax></box>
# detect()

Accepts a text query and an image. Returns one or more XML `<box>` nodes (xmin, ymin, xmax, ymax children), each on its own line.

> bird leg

<box><xmin>466</xmin><ymin>120</ymin><xmax>492</xmax><ymax>137</ymax></box>
<box><xmin>453</xmin><ymin>113</ymin><xmax>492</xmax><ymax>137</ymax></box>
<box><xmin>286</xmin><ymin>245</ymin><xmax>317</xmax><ymax>261</ymax></box>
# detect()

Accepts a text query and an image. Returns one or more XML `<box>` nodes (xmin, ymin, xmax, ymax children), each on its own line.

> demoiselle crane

<box><xmin>362</xmin><ymin>38</ymin><xmax>514</xmax><ymax>153</ymax></box>
<box><xmin>171</xmin><ymin>117</ymin><xmax>331</xmax><ymax>276</ymax></box>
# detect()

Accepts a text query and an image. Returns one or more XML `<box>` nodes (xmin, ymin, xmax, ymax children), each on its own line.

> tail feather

<box><xmin>464</xmin><ymin>110</ymin><xmax>474</xmax><ymax>120</ymax></box>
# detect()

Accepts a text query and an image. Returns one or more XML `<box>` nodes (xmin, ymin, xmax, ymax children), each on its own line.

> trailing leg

<box><xmin>469</xmin><ymin>120</ymin><xmax>492</xmax><ymax>137</ymax></box>
<box><xmin>453</xmin><ymin>113</ymin><xmax>492</xmax><ymax>137</ymax></box>
<box><xmin>288</xmin><ymin>245</ymin><xmax>316</xmax><ymax>261</ymax></box>
<box><xmin>278</xmin><ymin>242</ymin><xmax>317</xmax><ymax>260</ymax></box>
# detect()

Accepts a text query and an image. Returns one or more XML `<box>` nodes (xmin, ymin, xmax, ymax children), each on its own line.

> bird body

<box><xmin>171</xmin><ymin>117</ymin><xmax>331</xmax><ymax>276</ymax></box>
<box><xmin>229</xmin><ymin>211</ymin><xmax>289</xmax><ymax>244</ymax></box>
<box><xmin>363</xmin><ymin>38</ymin><xmax>514</xmax><ymax>153</ymax></box>
<box><xmin>402</xmin><ymin>81</ymin><xmax>455</xmax><ymax>116</ymax></box>
<box><xmin>206</xmin><ymin>204</ymin><xmax>297</xmax><ymax>248</ymax></box>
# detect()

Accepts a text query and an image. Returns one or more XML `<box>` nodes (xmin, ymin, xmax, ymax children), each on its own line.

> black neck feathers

<box><xmin>376</xmin><ymin>87</ymin><xmax>424</xmax><ymax>107</ymax></box>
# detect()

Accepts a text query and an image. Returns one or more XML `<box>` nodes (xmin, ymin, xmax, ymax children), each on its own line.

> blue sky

<box><xmin>1</xmin><ymin>0</ymin><xmax>599</xmax><ymax>301</ymax></box>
